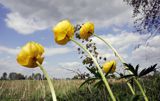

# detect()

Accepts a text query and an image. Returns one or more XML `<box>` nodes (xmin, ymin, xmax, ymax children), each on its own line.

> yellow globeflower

<box><xmin>53</xmin><ymin>20</ymin><xmax>74</xmax><ymax>45</ymax></box>
<box><xmin>80</xmin><ymin>22</ymin><xmax>94</xmax><ymax>40</ymax></box>
<box><xmin>17</xmin><ymin>42</ymin><xmax>44</xmax><ymax>68</ymax></box>
<box><xmin>102</xmin><ymin>60</ymin><xmax>116</xmax><ymax>73</ymax></box>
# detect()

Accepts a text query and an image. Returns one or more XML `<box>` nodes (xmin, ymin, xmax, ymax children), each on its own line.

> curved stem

<box><xmin>93</xmin><ymin>34</ymin><xmax>125</xmax><ymax>64</ymax></box>
<box><xmin>93</xmin><ymin>34</ymin><xmax>148</xmax><ymax>100</ymax></box>
<box><xmin>36</xmin><ymin>61</ymin><xmax>57</xmax><ymax>101</ymax></box>
<box><xmin>94</xmin><ymin>34</ymin><xmax>135</xmax><ymax>94</ymax></box>
<box><xmin>126</xmin><ymin>81</ymin><xmax>135</xmax><ymax>95</ymax></box>
<box><xmin>71</xmin><ymin>38</ymin><xmax>116</xmax><ymax>101</ymax></box>
<box><xmin>93</xmin><ymin>34</ymin><xmax>148</xmax><ymax>101</ymax></box>
<box><xmin>134</xmin><ymin>78</ymin><xmax>148</xmax><ymax>101</ymax></box>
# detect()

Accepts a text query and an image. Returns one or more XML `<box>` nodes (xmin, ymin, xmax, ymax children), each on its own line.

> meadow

<box><xmin>0</xmin><ymin>73</ymin><xmax>160</xmax><ymax>101</ymax></box>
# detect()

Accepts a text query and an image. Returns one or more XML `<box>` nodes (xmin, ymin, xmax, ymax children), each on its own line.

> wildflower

<box><xmin>80</xmin><ymin>22</ymin><xmax>94</xmax><ymax>40</ymax></box>
<box><xmin>102</xmin><ymin>60</ymin><xmax>116</xmax><ymax>73</ymax></box>
<box><xmin>17</xmin><ymin>42</ymin><xmax>44</xmax><ymax>68</ymax></box>
<box><xmin>53</xmin><ymin>20</ymin><xmax>74</xmax><ymax>45</ymax></box>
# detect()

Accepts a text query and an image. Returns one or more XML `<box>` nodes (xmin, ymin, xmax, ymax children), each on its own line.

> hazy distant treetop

<box><xmin>124</xmin><ymin>0</ymin><xmax>160</xmax><ymax>34</ymax></box>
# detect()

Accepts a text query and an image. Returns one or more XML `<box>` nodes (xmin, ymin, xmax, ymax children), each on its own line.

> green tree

<box><xmin>124</xmin><ymin>0</ymin><xmax>160</xmax><ymax>35</ymax></box>
<box><xmin>1</xmin><ymin>72</ymin><xmax>8</xmax><ymax>80</ymax></box>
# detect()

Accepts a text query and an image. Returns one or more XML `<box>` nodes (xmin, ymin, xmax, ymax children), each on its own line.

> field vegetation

<box><xmin>0</xmin><ymin>72</ymin><xmax>160</xmax><ymax>101</ymax></box>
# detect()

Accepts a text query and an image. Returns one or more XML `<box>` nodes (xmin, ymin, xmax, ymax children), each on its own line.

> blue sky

<box><xmin>0</xmin><ymin>0</ymin><xmax>159</xmax><ymax>78</ymax></box>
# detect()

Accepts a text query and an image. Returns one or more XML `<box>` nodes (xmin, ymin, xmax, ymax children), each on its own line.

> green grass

<box><xmin>0</xmin><ymin>80</ymin><xmax>83</xmax><ymax>101</ymax></box>
<box><xmin>0</xmin><ymin>74</ymin><xmax>160</xmax><ymax>101</ymax></box>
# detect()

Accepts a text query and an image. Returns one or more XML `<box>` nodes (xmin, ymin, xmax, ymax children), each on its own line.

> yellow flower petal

<box><xmin>17</xmin><ymin>42</ymin><xmax>44</xmax><ymax>68</ymax></box>
<box><xmin>21</xmin><ymin>42</ymin><xmax>32</xmax><ymax>56</ymax></box>
<box><xmin>55</xmin><ymin>36</ymin><xmax>69</xmax><ymax>45</ymax></box>
<box><xmin>102</xmin><ymin>60</ymin><xmax>116</xmax><ymax>73</ymax></box>
<box><xmin>66</xmin><ymin>23</ymin><xmax>74</xmax><ymax>38</ymax></box>
<box><xmin>53</xmin><ymin>20</ymin><xmax>74</xmax><ymax>45</ymax></box>
<box><xmin>80</xmin><ymin>22</ymin><xmax>94</xmax><ymax>40</ymax></box>
<box><xmin>30</xmin><ymin>42</ymin><xmax>39</xmax><ymax>57</ymax></box>
<box><xmin>54</xmin><ymin>20</ymin><xmax>69</xmax><ymax>41</ymax></box>
<box><xmin>22</xmin><ymin>56</ymin><xmax>35</xmax><ymax>68</ymax></box>
<box><xmin>37</xmin><ymin>56</ymin><xmax>44</xmax><ymax>66</ymax></box>
<box><xmin>35</xmin><ymin>43</ymin><xmax>44</xmax><ymax>55</ymax></box>
<box><xmin>17</xmin><ymin>53</ymin><xmax>28</xmax><ymax>65</ymax></box>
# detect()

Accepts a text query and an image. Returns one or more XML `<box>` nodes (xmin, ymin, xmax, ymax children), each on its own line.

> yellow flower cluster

<box><xmin>17</xmin><ymin>20</ymin><xmax>116</xmax><ymax>74</ymax></box>
<box><xmin>16</xmin><ymin>19</ymin><xmax>149</xmax><ymax>101</ymax></box>
<box><xmin>52</xmin><ymin>20</ymin><xmax>94</xmax><ymax>45</ymax></box>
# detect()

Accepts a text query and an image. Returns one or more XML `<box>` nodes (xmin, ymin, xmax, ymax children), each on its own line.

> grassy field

<box><xmin>0</xmin><ymin>74</ymin><xmax>160</xmax><ymax>101</ymax></box>
<box><xmin>0</xmin><ymin>80</ymin><xmax>83</xmax><ymax>101</ymax></box>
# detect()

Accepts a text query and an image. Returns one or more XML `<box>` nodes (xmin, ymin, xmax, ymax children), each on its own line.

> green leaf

<box><xmin>135</xmin><ymin>64</ymin><xmax>139</xmax><ymax>76</ymax></box>
<box><xmin>124</xmin><ymin>63</ymin><xmax>137</xmax><ymax>76</ymax></box>
<box><xmin>139</xmin><ymin>64</ymin><xmax>157</xmax><ymax>77</ymax></box>
<box><xmin>94</xmin><ymin>80</ymin><xmax>103</xmax><ymax>88</ymax></box>
<box><xmin>86</xmin><ymin>67</ymin><xmax>96</xmax><ymax>74</ymax></box>
<box><xmin>86</xmin><ymin>67</ymin><xmax>101</xmax><ymax>77</ymax></box>
<box><xmin>79</xmin><ymin>78</ymin><xmax>98</xmax><ymax>88</ymax></box>
<box><xmin>120</xmin><ymin>74</ymin><xmax>135</xmax><ymax>79</ymax></box>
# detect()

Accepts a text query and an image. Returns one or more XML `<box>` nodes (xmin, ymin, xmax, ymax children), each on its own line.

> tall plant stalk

<box><xmin>94</xmin><ymin>33</ymin><xmax>148</xmax><ymax>101</ymax></box>
<box><xmin>36</xmin><ymin>61</ymin><xmax>57</xmax><ymax>101</ymax></box>
<box><xmin>71</xmin><ymin>38</ymin><xmax>116</xmax><ymax>101</ymax></box>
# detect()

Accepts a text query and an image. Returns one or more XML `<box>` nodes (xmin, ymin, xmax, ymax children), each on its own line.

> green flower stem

<box><xmin>36</xmin><ymin>61</ymin><xmax>57</xmax><ymax>101</ymax></box>
<box><xmin>126</xmin><ymin>81</ymin><xmax>135</xmax><ymax>95</ymax></box>
<box><xmin>93</xmin><ymin>34</ymin><xmax>148</xmax><ymax>100</ymax></box>
<box><xmin>93</xmin><ymin>33</ymin><xmax>135</xmax><ymax>94</ymax></box>
<box><xmin>134</xmin><ymin>78</ymin><xmax>148</xmax><ymax>101</ymax></box>
<box><xmin>71</xmin><ymin>38</ymin><xmax>116</xmax><ymax>101</ymax></box>
<box><xmin>93</xmin><ymin>34</ymin><xmax>125</xmax><ymax>65</ymax></box>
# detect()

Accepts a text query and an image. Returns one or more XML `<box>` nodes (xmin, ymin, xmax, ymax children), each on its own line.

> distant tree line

<box><xmin>1</xmin><ymin>69</ymin><xmax>159</xmax><ymax>80</ymax></box>
<box><xmin>0</xmin><ymin>72</ymin><xmax>47</xmax><ymax>80</ymax></box>
<box><xmin>0</xmin><ymin>71</ymin><xmax>90</xmax><ymax>80</ymax></box>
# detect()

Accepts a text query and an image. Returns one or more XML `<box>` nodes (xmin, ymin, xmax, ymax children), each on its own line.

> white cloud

<box><xmin>0</xmin><ymin>46</ymin><xmax>19</xmax><ymax>55</ymax></box>
<box><xmin>0</xmin><ymin>45</ymin><xmax>73</xmax><ymax>78</ymax></box>
<box><xmin>92</xmin><ymin>31</ymin><xmax>145</xmax><ymax>48</ymax></box>
<box><xmin>147</xmin><ymin>35</ymin><xmax>160</xmax><ymax>47</ymax></box>
<box><xmin>5</xmin><ymin>12</ymin><xmax>48</xmax><ymax>34</ymax></box>
<box><xmin>91</xmin><ymin>31</ymin><xmax>147</xmax><ymax>58</ymax></box>
<box><xmin>132</xmin><ymin>46</ymin><xmax>160</xmax><ymax>61</ymax></box>
<box><xmin>0</xmin><ymin>45</ymin><xmax>72</xmax><ymax>56</ymax></box>
<box><xmin>58</xmin><ymin>61</ymin><xmax>82</xmax><ymax>68</ymax></box>
<box><xmin>112</xmin><ymin>27</ymin><xmax>121</xmax><ymax>32</ymax></box>
<box><xmin>91</xmin><ymin>31</ymin><xmax>160</xmax><ymax>66</ymax></box>
<box><xmin>45</xmin><ymin>47</ymin><xmax>72</xmax><ymax>56</ymax></box>
<box><xmin>131</xmin><ymin>35</ymin><xmax>160</xmax><ymax>65</ymax></box>
<box><xmin>0</xmin><ymin>0</ymin><xmax>132</xmax><ymax>34</ymax></box>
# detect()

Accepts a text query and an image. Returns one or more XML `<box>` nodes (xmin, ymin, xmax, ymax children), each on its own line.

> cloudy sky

<box><xmin>0</xmin><ymin>0</ymin><xmax>159</xmax><ymax>78</ymax></box>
